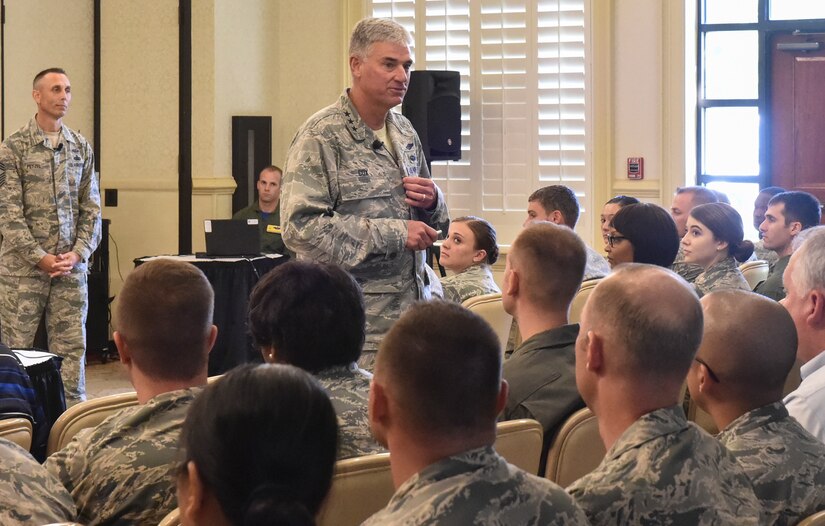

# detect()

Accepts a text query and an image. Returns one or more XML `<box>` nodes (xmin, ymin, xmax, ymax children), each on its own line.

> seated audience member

<box><xmin>712</xmin><ymin>188</ymin><xmax>731</xmax><ymax>204</ymax></box>
<box><xmin>755</xmin><ymin>191</ymin><xmax>822</xmax><ymax>301</ymax></box>
<box><xmin>247</xmin><ymin>260</ymin><xmax>384</xmax><ymax>459</ymax></box>
<box><xmin>669</xmin><ymin>185</ymin><xmax>719</xmax><ymax>282</ymax></box>
<box><xmin>600</xmin><ymin>194</ymin><xmax>639</xmax><ymax>244</ymax></box>
<box><xmin>782</xmin><ymin>226</ymin><xmax>825</xmax><ymax>442</ymax></box>
<box><xmin>751</xmin><ymin>186</ymin><xmax>785</xmax><ymax>265</ymax></box>
<box><xmin>365</xmin><ymin>301</ymin><xmax>588</xmax><ymax>525</ymax></box>
<box><xmin>0</xmin><ymin>437</ymin><xmax>76</xmax><ymax>525</ymax></box>
<box><xmin>232</xmin><ymin>165</ymin><xmax>291</xmax><ymax>256</ymax></box>
<box><xmin>567</xmin><ymin>265</ymin><xmax>762</xmax><ymax>524</ymax></box>
<box><xmin>439</xmin><ymin>216</ymin><xmax>501</xmax><ymax>303</ymax></box>
<box><xmin>177</xmin><ymin>364</ymin><xmax>338</xmax><ymax>526</ymax></box>
<box><xmin>604</xmin><ymin>202</ymin><xmax>680</xmax><ymax>268</ymax></box>
<box><xmin>45</xmin><ymin>259</ymin><xmax>217</xmax><ymax>526</ymax></box>
<box><xmin>683</xmin><ymin>202</ymin><xmax>754</xmax><ymax>297</ymax></box>
<box><xmin>0</xmin><ymin>341</ymin><xmax>48</xmax><ymax>459</ymax></box>
<box><xmin>689</xmin><ymin>289</ymin><xmax>825</xmax><ymax>525</ymax></box>
<box><xmin>525</xmin><ymin>185</ymin><xmax>609</xmax><ymax>280</ymax></box>
<box><xmin>499</xmin><ymin>222</ymin><xmax>586</xmax><ymax>472</ymax></box>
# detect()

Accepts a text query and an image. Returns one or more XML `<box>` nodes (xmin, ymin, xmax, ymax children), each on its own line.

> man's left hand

<box><xmin>403</xmin><ymin>177</ymin><xmax>438</xmax><ymax>210</ymax></box>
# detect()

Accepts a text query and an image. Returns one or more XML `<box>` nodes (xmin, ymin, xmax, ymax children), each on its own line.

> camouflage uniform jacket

<box><xmin>0</xmin><ymin>116</ymin><xmax>101</xmax><ymax>276</ymax></box>
<box><xmin>0</xmin><ymin>437</ymin><xmax>76</xmax><ymax>525</ymax></box>
<box><xmin>584</xmin><ymin>244</ymin><xmax>610</xmax><ymax>281</ymax></box>
<box><xmin>749</xmin><ymin>239</ymin><xmax>779</xmax><ymax>267</ymax></box>
<box><xmin>232</xmin><ymin>201</ymin><xmax>292</xmax><ymax>256</ymax></box>
<box><xmin>440</xmin><ymin>264</ymin><xmax>500</xmax><ymax>304</ymax></box>
<box><xmin>363</xmin><ymin>445</ymin><xmax>589</xmax><ymax>525</ymax></box>
<box><xmin>567</xmin><ymin>405</ymin><xmax>763</xmax><ymax>525</ymax></box>
<box><xmin>671</xmin><ymin>245</ymin><xmax>704</xmax><ymax>283</ymax></box>
<box><xmin>754</xmin><ymin>254</ymin><xmax>790</xmax><ymax>301</ymax></box>
<box><xmin>316</xmin><ymin>363</ymin><xmax>385</xmax><ymax>459</ymax></box>
<box><xmin>44</xmin><ymin>387</ymin><xmax>202</xmax><ymax>526</ymax></box>
<box><xmin>718</xmin><ymin>401</ymin><xmax>825</xmax><ymax>525</ymax></box>
<box><xmin>693</xmin><ymin>256</ymin><xmax>750</xmax><ymax>298</ymax></box>
<box><xmin>282</xmin><ymin>91</ymin><xmax>450</xmax><ymax>351</ymax></box>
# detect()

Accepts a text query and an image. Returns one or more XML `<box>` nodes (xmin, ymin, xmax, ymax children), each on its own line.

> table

<box><xmin>134</xmin><ymin>254</ymin><xmax>286</xmax><ymax>375</ymax></box>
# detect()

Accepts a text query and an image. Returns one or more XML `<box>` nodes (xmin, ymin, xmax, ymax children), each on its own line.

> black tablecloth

<box><xmin>134</xmin><ymin>255</ymin><xmax>287</xmax><ymax>375</ymax></box>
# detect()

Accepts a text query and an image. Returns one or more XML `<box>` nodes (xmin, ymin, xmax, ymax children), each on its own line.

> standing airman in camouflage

<box><xmin>366</xmin><ymin>302</ymin><xmax>588</xmax><ymax>525</ymax></box>
<box><xmin>248</xmin><ymin>260</ymin><xmax>385</xmax><ymax>459</ymax></box>
<box><xmin>689</xmin><ymin>290</ymin><xmax>825</xmax><ymax>525</ymax></box>
<box><xmin>45</xmin><ymin>259</ymin><xmax>216</xmax><ymax>526</ymax></box>
<box><xmin>0</xmin><ymin>68</ymin><xmax>101</xmax><ymax>404</ymax></box>
<box><xmin>281</xmin><ymin>18</ymin><xmax>450</xmax><ymax>368</ymax></box>
<box><xmin>0</xmin><ymin>437</ymin><xmax>77</xmax><ymax>525</ymax></box>
<box><xmin>568</xmin><ymin>265</ymin><xmax>763</xmax><ymax>525</ymax></box>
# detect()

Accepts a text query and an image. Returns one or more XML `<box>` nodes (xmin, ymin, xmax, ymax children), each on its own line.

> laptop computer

<box><xmin>204</xmin><ymin>219</ymin><xmax>261</xmax><ymax>257</ymax></box>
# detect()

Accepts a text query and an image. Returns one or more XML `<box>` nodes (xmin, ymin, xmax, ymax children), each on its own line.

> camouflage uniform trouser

<box><xmin>0</xmin><ymin>272</ymin><xmax>87</xmax><ymax>403</ymax></box>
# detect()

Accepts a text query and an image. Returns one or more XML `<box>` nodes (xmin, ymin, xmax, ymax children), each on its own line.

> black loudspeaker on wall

<box><xmin>402</xmin><ymin>70</ymin><xmax>461</xmax><ymax>163</ymax></box>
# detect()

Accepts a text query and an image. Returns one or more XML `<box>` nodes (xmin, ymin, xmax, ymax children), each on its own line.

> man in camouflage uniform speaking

<box><xmin>0</xmin><ymin>67</ymin><xmax>101</xmax><ymax>403</ymax></box>
<box><xmin>281</xmin><ymin>18</ymin><xmax>450</xmax><ymax>367</ymax></box>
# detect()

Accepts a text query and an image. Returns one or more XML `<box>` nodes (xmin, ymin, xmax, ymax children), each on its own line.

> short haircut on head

<box><xmin>33</xmin><ymin>67</ymin><xmax>67</xmax><ymax>88</ymax></box>
<box><xmin>711</xmin><ymin>189</ymin><xmax>731</xmax><ymax>204</ymax></box>
<box><xmin>511</xmin><ymin>222</ymin><xmax>585</xmax><ymax>310</ymax></box>
<box><xmin>528</xmin><ymin>185</ymin><xmax>580</xmax><ymax>228</ymax></box>
<box><xmin>180</xmin><ymin>364</ymin><xmax>338</xmax><ymax>525</ymax></box>
<box><xmin>700</xmin><ymin>290</ymin><xmax>797</xmax><ymax>396</ymax></box>
<box><xmin>248</xmin><ymin>261</ymin><xmax>366</xmax><ymax>372</ymax></box>
<box><xmin>116</xmin><ymin>259</ymin><xmax>214</xmax><ymax>381</ymax></box>
<box><xmin>259</xmin><ymin>165</ymin><xmax>282</xmax><ymax>178</ymax></box>
<box><xmin>759</xmin><ymin>186</ymin><xmax>785</xmax><ymax>197</ymax></box>
<box><xmin>589</xmin><ymin>264</ymin><xmax>703</xmax><ymax>382</ymax></box>
<box><xmin>689</xmin><ymin>202</ymin><xmax>755</xmax><ymax>262</ymax></box>
<box><xmin>611</xmin><ymin>203</ymin><xmax>679</xmax><ymax>267</ymax></box>
<box><xmin>606</xmin><ymin>195</ymin><xmax>640</xmax><ymax>207</ymax></box>
<box><xmin>376</xmin><ymin>301</ymin><xmax>501</xmax><ymax>438</ymax></box>
<box><xmin>768</xmin><ymin>191</ymin><xmax>822</xmax><ymax>230</ymax></box>
<box><xmin>791</xmin><ymin>226</ymin><xmax>825</xmax><ymax>296</ymax></box>
<box><xmin>349</xmin><ymin>17</ymin><xmax>412</xmax><ymax>59</ymax></box>
<box><xmin>453</xmin><ymin>216</ymin><xmax>499</xmax><ymax>265</ymax></box>
<box><xmin>676</xmin><ymin>186</ymin><xmax>718</xmax><ymax>207</ymax></box>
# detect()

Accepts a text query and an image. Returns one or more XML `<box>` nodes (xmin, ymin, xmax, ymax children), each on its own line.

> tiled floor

<box><xmin>86</xmin><ymin>359</ymin><xmax>133</xmax><ymax>399</ymax></box>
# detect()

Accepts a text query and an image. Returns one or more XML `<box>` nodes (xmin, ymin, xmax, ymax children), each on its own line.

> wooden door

<box><xmin>770</xmin><ymin>32</ymin><xmax>825</xmax><ymax>215</ymax></box>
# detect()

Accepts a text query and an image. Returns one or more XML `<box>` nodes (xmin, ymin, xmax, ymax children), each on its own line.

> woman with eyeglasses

<box><xmin>604</xmin><ymin>203</ymin><xmax>680</xmax><ymax>268</ymax></box>
<box><xmin>438</xmin><ymin>216</ymin><xmax>501</xmax><ymax>303</ymax></box>
<box><xmin>600</xmin><ymin>194</ymin><xmax>640</xmax><ymax>244</ymax></box>
<box><xmin>682</xmin><ymin>202</ymin><xmax>754</xmax><ymax>297</ymax></box>
<box><xmin>175</xmin><ymin>364</ymin><xmax>338</xmax><ymax>526</ymax></box>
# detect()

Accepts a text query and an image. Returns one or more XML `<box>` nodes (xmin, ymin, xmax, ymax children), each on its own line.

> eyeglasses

<box><xmin>606</xmin><ymin>234</ymin><xmax>628</xmax><ymax>248</ymax></box>
<box><xmin>694</xmin><ymin>357</ymin><xmax>720</xmax><ymax>383</ymax></box>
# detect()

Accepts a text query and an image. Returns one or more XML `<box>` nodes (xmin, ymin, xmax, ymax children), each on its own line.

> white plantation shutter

<box><xmin>369</xmin><ymin>0</ymin><xmax>591</xmax><ymax>244</ymax></box>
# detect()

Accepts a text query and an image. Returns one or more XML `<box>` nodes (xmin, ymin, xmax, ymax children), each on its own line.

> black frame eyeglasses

<box><xmin>694</xmin><ymin>357</ymin><xmax>720</xmax><ymax>383</ymax></box>
<box><xmin>606</xmin><ymin>234</ymin><xmax>628</xmax><ymax>248</ymax></box>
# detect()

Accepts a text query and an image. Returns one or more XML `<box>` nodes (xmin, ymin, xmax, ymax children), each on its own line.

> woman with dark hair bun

<box><xmin>604</xmin><ymin>203</ymin><xmax>680</xmax><ymax>268</ymax></box>
<box><xmin>439</xmin><ymin>216</ymin><xmax>501</xmax><ymax>303</ymax></box>
<box><xmin>176</xmin><ymin>364</ymin><xmax>338</xmax><ymax>526</ymax></box>
<box><xmin>682</xmin><ymin>202</ymin><xmax>754</xmax><ymax>297</ymax></box>
<box><xmin>600</xmin><ymin>194</ymin><xmax>640</xmax><ymax>243</ymax></box>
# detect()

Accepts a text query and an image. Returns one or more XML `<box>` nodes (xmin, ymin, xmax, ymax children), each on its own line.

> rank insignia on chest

<box><xmin>267</xmin><ymin>224</ymin><xmax>282</xmax><ymax>234</ymax></box>
<box><xmin>357</xmin><ymin>169</ymin><xmax>369</xmax><ymax>178</ymax></box>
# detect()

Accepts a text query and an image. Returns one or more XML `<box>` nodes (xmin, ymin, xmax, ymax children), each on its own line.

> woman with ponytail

<box><xmin>682</xmin><ymin>202</ymin><xmax>754</xmax><ymax>297</ymax></box>
<box><xmin>176</xmin><ymin>364</ymin><xmax>338</xmax><ymax>526</ymax></box>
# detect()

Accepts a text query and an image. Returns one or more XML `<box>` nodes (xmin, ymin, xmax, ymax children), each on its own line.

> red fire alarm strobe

<box><xmin>627</xmin><ymin>157</ymin><xmax>644</xmax><ymax>180</ymax></box>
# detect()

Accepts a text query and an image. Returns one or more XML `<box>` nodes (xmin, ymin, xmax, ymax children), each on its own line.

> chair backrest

<box><xmin>317</xmin><ymin>452</ymin><xmax>393</xmax><ymax>526</ymax></box>
<box><xmin>0</xmin><ymin>416</ymin><xmax>33</xmax><ymax>450</ymax></box>
<box><xmin>462</xmin><ymin>293</ymin><xmax>513</xmax><ymax>353</ymax></box>
<box><xmin>544</xmin><ymin>407</ymin><xmax>605</xmax><ymax>487</ymax></box>
<box><xmin>569</xmin><ymin>279</ymin><xmax>602</xmax><ymax>325</ymax></box>
<box><xmin>495</xmin><ymin>419</ymin><xmax>543</xmax><ymax>475</ymax></box>
<box><xmin>799</xmin><ymin>510</ymin><xmax>825</xmax><ymax>526</ymax></box>
<box><xmin>739</xmin><ymin>260</ymin><xmax>770</xmax><ymax>290</ymax></box>
<box><xmin>157</xmin><ymin>508</ymin><xmax>181</xmax><ymax>526</ymax></box>
<box><xmin>47</xmin><ymin>390</ymin><xmax>139</xmax><ymax>455</ymax></box>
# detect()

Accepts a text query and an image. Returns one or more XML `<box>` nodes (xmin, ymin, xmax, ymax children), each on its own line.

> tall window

<box><xmin>371</xmin><ymin>0</ymin><xmax>590</xmax><ymax>244</ymax></box>
<box><xmin>697</xmin><ymin>0</ymin><xmax>825</xmax><ymax>239</ymax></box>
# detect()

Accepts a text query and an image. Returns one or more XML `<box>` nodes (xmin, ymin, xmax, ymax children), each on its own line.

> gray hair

<box><xmin>349</xmin><ymin>17</ymin><xmax>412</xmax><ymax>59</ymax></box>
<box><xmin>791</xmin><ymin>226</ymin><xmax>825</xmax><ymax>294</ymax></box>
